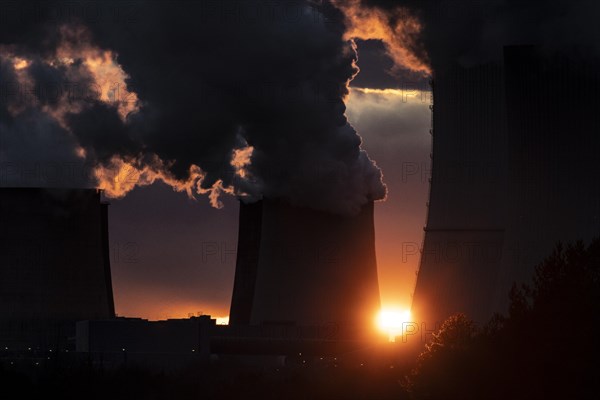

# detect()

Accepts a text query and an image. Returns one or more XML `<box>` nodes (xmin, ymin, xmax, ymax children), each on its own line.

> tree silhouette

<box><xmin>404</xmin><ymin>314</ymin><xmax>483</xmax><ymax>399</ymax></box>
<box><xmin>405</xmin><ymin>239</ymin><xmax>600</xmax><ymax>400</ymax></box>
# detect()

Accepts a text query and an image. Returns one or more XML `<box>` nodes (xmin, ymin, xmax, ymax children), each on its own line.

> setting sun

<box><xmin>377</xmin><ymin>309</ymin><xmax>412</xmax><ymax>342</ymax></box>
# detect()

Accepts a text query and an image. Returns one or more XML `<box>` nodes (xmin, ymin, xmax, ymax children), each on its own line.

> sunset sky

<box><xmin>108</xmin><ymin>89</ymin><xmax>432</xmax><ymax>321</ymax></box>
<box><xmin>1</xmin><ymin>4</ymin><xmax>598</xmax><ymax>398</ymax></box>
<box><xmin>108</xmin><ymin>43</ymin><xmax>432</xmax><ymax>321</ymax></box>
<box><xmin>1</xmin><ymin>1</ymin><xmax>437</xmax><ymax>323</ymax></box>
<box><xmin>4</xmin><ymin>0</ymin><xmax>595</xmax><ymax>324</ymax></box>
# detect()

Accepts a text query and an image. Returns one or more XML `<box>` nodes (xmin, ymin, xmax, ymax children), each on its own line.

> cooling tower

<box><xmin>497</xmin><ymin>46</ymin><xmax>600</xmax><ymax>307</ymax></box>
<box><xmin>229</xmin><ymin>200</ymin><xmax>263</xmax><ymax>326</ymax></box>
<box><xmin>0</xmin><ymin>188</ymin><xmax>115</xmax><ymax>349</ymax></box>
<box><xmin>413</xmin><ymin>46</ymin><xmax>600</xmax><ymax>328</ymax></box>
<box><xmin>230</xmin><ymin>199</ymin><xmax>380</xmax><ymax>338</ymax></box>
<box><xmin>412</xmin><ymin>62</ymin><xmax>508</xmax><ymax>328</ymax></box>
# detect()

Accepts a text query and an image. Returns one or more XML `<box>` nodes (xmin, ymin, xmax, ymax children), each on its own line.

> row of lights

<box><xmin>3</xmin><ymin>347</ymin><xmax>70</xmax><ymax>352</ymax></box>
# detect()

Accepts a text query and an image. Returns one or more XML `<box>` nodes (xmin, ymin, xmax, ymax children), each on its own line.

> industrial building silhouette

<box><xmin>413</xmin><ymin>45</ymin><xmax>600</xmax><ymax>328</ymax></box>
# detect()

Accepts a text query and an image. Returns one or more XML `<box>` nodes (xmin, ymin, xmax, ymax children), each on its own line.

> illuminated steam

<box><xmin>0</xmin><ymin>1</ymin><xmax>405</xmax><ymax>214</ymax></box>
<box><xmin>332</xmin><ymin>0</ymin><xmax>430</xmax><ymax>75</ymax></box>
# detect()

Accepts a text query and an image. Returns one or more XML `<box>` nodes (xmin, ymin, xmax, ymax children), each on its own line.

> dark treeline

<box><xmin>405</xmin><ymin>239</ymin><xmax>600</xmax><ymax>400</ymax></box>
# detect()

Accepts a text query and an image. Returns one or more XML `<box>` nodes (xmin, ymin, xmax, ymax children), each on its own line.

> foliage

<box><xmin>405</xmin><ymin>239</ymin><xmax>600</xmax><ymax>400</ymax></box>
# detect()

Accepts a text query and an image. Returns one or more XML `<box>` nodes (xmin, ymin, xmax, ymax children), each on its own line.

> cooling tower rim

<box><xmin>257</xmin><ymin>196</ymin><xmax>375</xmax><ymax>217</ymax></box>
<box><xmin>0</xmin><ymin>186</ymin><xmax>101</xmax><ymax>193</ymax></box>
<box><xmin>236</xmin><ymin>195</ymin><xmax>263</xmax><ymax>205</ymax></box>
<box><xmin>0</xmin><ymin>187</ymin><xmax>110</xmax><ymax>207</ymax></box>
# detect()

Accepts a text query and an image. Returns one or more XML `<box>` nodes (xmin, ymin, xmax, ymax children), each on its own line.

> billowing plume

<box><xmin>354</xmin><ymin>0</ymin><xmax>600</xmax><ymax>70</ymax></box>
<box><xmin>0</xmin><ymin>0</ymin><xmax>391</xmax><ymax>215</ymax></box>
<box><xmin>331</xmin><ymin>0</ymin><xmax>430</xmax><ymax>75</ymax></box>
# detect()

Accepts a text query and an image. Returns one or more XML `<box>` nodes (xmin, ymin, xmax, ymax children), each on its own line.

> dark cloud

<box><xmin>0</xmin><ymin>0</ymin><xmax>387</xmax><ymax>214</ymax></box>
<box><xmin>0</xmin><ymin>55</ymin><xmax>88</xmax><ymax>187</ymax></box>
<box><xmin>361</xmin><ymin>0</ymin><xmax>600</xmax><ymax>69</ymax></box>
<box><xmin>349</xmin><ymin>39</ymin><xmax>430</xmax><ymax>90</ymax></box>
<box><xmin>65</xmin><ymin>102</ymin><xmax>138</xmax><ymax>163</ymax></box>
<box><xmin>350</xmin><ymin>39</ymin><xmax>402</xmax><ymax>88</ymax></box>
<box><xmin>4</xmin><ymin>0</ymin><xmax>597</xmax><ymax>211</ymax></box>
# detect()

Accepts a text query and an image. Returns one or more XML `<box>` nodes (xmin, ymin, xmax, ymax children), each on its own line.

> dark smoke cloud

<box><xmin>0</xmin><ymin>53</ymin><xmax>89</xmax><ymax>187</ymax></box>
<box><xmin>0</xmin><ymin>0</ymin><xmax>387</xmax><ymax>215</ymax></box>
<box><xmin>350</xmin><ymin>39</ymin><xmax>426</xmax><ymax>89</ymax></box>
<box><xmin>360</xmin><ymin>0</ymin><xmax>600</xmax><ymax>70</ymax></box>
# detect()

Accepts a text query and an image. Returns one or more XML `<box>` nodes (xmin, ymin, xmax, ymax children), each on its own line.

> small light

<box><xmin>122</xmin><ymin>348</ymin><xmax>126</xmax><ymax>352</ymax></box>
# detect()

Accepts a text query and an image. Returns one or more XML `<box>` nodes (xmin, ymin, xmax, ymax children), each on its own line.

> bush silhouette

<box><xmin>405</xmin><ymin>239</ymin><xmax>600</xmax><ymax>400</ymax></box>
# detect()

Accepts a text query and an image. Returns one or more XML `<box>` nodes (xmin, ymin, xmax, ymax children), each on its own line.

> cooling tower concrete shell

<box><xmin>413</xmin><ymin>46</ymin><xmax>600</xmax><ymax>330</ymax></box>
<box><xmin>497</xmin><ymin>46</ymin><xmax>600</xmax><ymax>308</ymax></box>
<box><xmin>0</xmin><ymin>188</ymin><xmax>115</xmax><ymax>349</ymax></box>
<box><xmin>411</xmin><ymin>62</ymin><xmax>508</xmax><ymax>328</ymax></box>
<box><xmin>229</xmin><ymin>200</ymin><xmax>263</xmax><ymax>326</ymax></box>
<box><xmin>247</xmin><ymin>199</ymin><xmax>380</xmax><ymax>337</ymax></box>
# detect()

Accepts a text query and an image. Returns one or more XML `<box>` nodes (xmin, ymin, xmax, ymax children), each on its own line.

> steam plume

<box><xmin>0</xmin><ymin>1</ymin><xmax>394</xmax><ymax>214</ymax></box>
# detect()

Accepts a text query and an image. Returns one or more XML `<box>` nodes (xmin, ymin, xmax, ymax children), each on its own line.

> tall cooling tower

<box><xmin>0</xmin><ymin>188</ymin><xmax>115</xmax><ymax>349</ymax></box>
<box><xmin>413</xmin><ymin>46</ymin><xmax>600</xmax><ymax>329</ymax></box>
<box><xmin>230</xmin><ymin>199</ymin><xmax>380</xmax><ymax>338</ymax></box>
<box><xmin>412</xmin><ymin>62</ymin><xmax>508</xmax><ymax>328</ymax></box>
<box><xmin>229</xmin><ymin>200</ymin><xmax>263</xmax><ymax>326</ymax></box>
<box><xmin>497</xmin><ymin>46</ymin><xmax>600</xmax><ymax>307</ymax></box>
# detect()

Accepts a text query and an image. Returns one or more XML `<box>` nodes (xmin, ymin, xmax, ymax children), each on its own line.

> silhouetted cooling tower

<box><xmin>229</xmin><ymin>200</ymin><xmax>263</xmax><ymax>326</ymax></box>
<box><xmin>412</xmin><ymin>62</ymin><xmax>508</xmax><ymax>328</ymax></box>
<box><xmin>498</xmin><ymin>46</ymin><xmax>600</xmax><ymax>307</ymax></box>
<box><xmin>413</xmin><ymin>46</ymin><xmax>600</xmax><ymax>328</ymax></box>
<box><xmin>230</xmin><ymin>199</ymin><xmax>380</xmax><ymax>337</ymax></box>
<box><xmin>0</xmin><ymin>188</ymin><xmax>115</xmax><ymax>349</ymax></box>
